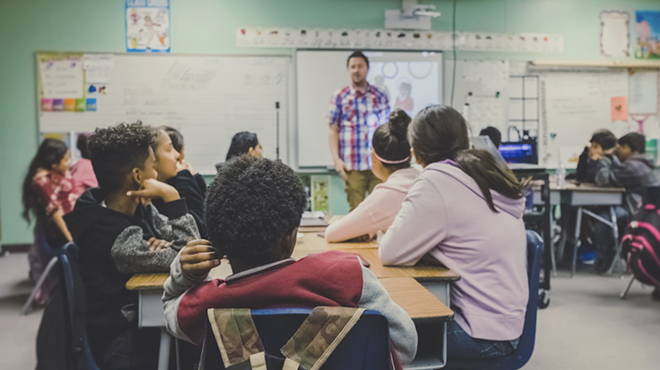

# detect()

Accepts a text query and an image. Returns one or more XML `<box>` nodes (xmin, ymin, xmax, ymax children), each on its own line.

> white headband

<box><xmin>373</xmin><ymin>149</ymin><xmax>410</xmax><ymax>164</ymax></box>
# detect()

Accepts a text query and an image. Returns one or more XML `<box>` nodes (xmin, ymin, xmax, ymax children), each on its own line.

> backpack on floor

<box><xmin>621</xmin><ymin>204</ymin><xmax>660</xmax><ymax>287</ymax></box>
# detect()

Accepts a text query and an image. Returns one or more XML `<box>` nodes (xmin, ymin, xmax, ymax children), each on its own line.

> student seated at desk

<box><xmin>325</xmin><ymin>110</ymin><xmax>419</xmax><ymax>242</ymax></box>
<box><xmin>162</xmin><ymin>156</ymin><xmax>417</xmax><ymax>366</ymax></box>
<box><xmin>479</xmin><ymin>126</ymin><xmax>502</xmax><ymax>148</ymax></box>
<box><xmin>592</xmin><ymin>132</ymin><xmax>659</xmax><ymax>271</ymax></box>
<box><xmin>216</xmin><ymin>131</ymin><xmax>263</xmax><ymax>172</ymax></box>
<box><xmin>22</xmin><ymin>139</ymin><xmax>76</xmax><ymax>295</ymax></box>
<box><xmin>163</xmin><ymin>126</ymin><xmax>208</xmax><ymax>195</ymax></box>
<box><xmin>226</xmin><ymin>131</ymin><xmax>263</xmax><ymax>160</ymax></box>
<box><xmin>151</xmin><ymin>126</ymin><xmax>208</xmax><ymax>238</ymax></box>
<box><xmin>568</xmin><ymin>129</ymin><xmax>617</xmax><ymax>183</ymax></box>
<box><xmin>379</xmin><ymin>105</ymin><xmax>528</xmax><ymax>360</ymax></box>
<box><xmin>64</xmin><ymin>122</ymin><xmax>199</xmax><ymax>370</ymax></box>
<box><xmin>562</xmin><ymin>130</ymin><xmax>618</xmax><ymax>264</ymax></box>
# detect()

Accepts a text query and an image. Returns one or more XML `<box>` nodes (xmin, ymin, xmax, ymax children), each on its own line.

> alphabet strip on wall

<box><xmin>236</xmin><ymin>28</ymin><xmax>564</xmax><ymax>53</ymax></box>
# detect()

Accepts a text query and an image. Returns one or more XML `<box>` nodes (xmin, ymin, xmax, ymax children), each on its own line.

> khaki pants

<box><xmin>344</xmin><ymin>170</ymin><xmax>382</xmax><ymax>211</ymax></box>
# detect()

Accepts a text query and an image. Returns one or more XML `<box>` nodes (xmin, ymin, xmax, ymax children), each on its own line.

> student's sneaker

<box><xmin>578</xmin><ymin>250</ymin><xmax>596</xmax><ymax>265</ymax></box>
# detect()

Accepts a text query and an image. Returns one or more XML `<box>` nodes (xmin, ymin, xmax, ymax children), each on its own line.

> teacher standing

<box><xmin>327</xmin><ymin>51</ymin><xmax>390</xmax><ymax>210</ymax></box>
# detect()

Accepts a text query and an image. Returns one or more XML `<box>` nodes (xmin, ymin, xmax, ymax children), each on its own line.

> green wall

<box><xmin>2</xmin><ymin>0</ymin><xmax>660</xmax><ymax>244</ymax></box>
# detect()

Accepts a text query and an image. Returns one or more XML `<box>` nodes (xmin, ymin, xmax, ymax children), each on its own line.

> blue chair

<box><xmin>58</xmin><ymin>244</ymin><xmax>102</xmax><ymax>370</ymax></box>
<box><xmin>22</xmin><ymin>223</ymin><xmax>66</xmax><ymax>315</ymax></box>
<box><xmin>202</xmin><ymin>308</ymin><xmax>393</xmax><ymax>370</ymax></box>
<box><xmin>445</xmin><ymin>230</ymin><xmax>544</xmax><ymax>370</ymax></box>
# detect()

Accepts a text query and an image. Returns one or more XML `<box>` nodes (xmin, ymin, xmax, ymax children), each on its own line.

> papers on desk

<box><xmin>300</xmin><ymin>211</ymin><xmax>327</xmax><ymax>227</ymax></box>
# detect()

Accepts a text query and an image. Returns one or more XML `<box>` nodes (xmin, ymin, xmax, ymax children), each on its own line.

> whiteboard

<box><xmin>443</xmin><ymin>60</ymin><xmax>512</xmax><ymax>134</ymax></box>
<box><xmin>296</xmin><ymin>50</ymin><xmax>443</xmax><ymax>168</ymax></box>
<box><xmin>540</xmin><ymin>70</ymin><xmax>631</xmax><ymax>167</ymax></box>
<box><xmin>38</xmin><ymin>54</ymin><xmax>290</xmax><ymax>174</ymax></box>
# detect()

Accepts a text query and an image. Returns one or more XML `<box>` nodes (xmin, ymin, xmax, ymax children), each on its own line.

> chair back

<box><xmin>58</xmin><ymin>243</ymin><xmax>102</xmax><ymax>370</ymax></box>
<box><xmin>202</xmin><ymin>308</ymin><xmax>392</xmax><ymax>370</ymax></box>
<box><xmin>29</xmin><ymin>221</ymin><xmax>57</xmax><ymax>282</ymax></box>
<box><xmin>445</xmin><ymin>230</ymin><xmax>544</xmax><ymax>370</ymax></box>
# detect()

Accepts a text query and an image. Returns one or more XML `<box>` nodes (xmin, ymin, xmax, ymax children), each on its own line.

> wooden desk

<box><xmin>295</xmin><ymin>231</ymin><xmax>379</xmax><ymax>251</ymax></box>
<box><xmin>380</xmin><ymin>278</ymin><xmax>453</xmax><ymax>323</ymax></box>
<box><xmin>128</xmin><ymin>235</ymin><xmax>459</xmax><ymax>370</ymax></box>
<box><xmin>128</xmin><ymin>231</ymin><xmax>460</xmax><ymax>370</ymax></box>
<box><xmin>127</xmin><ymin>274</ymin><xmax>452</xmax><ymax>322</ymax></box>
<box><xmin>533</xmin><ymin>182</ymin><xmax>624</xmax><ymax>206</ymax></box>
<box><xmin>127</xmin><ymin>273</ymin><xmax>453</xmax><ymax>370</ymax></box>
<box><xmin>532</xmin><ymin>181</ymin><xmax>625</xmax><ymax>277</ymax></box>
<box><xmin>293</xmin><ymin>247</ymin><xmax>460</xmax><ymax>282</ymax></box>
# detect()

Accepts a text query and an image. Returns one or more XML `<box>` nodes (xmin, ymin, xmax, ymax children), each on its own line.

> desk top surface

<box><xmin>126</xmin><ymin>274</ymin><xmax>453</xmax><ymax>321</ymax></box>
<box><xmin>550</xmin><ymin>181</ymin><xmax>625</xmax><ymax>193</ymax></box>
<box><xmin>292</xmin><ymin>247</ymin><xmax>460</xmax><ymax>281</ymax></box>
<box><xmin>295</xmin><ymin>231</ymin><xmax>379</xmax><ymax>251</ymax></box>
<box><xmin>127</xmin><ymin>236</ymin><xmax>459</xmax><ymax>290</ymax></box>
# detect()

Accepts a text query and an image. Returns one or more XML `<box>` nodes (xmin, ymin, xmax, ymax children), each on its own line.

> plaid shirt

<box><xmin>327</xmin><ymin>84</ymin><xmax>390</xmax><ymax>171</ymax></box>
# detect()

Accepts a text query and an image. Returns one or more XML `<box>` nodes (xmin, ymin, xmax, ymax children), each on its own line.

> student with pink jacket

<box><xmin>326</xmin><ymin>110</ymin><xmax>419</xmax><ymax>242</ymax></box>
<box><xmin>379</xmin><ymin>105</ymin><xmax>529</xmax><ymax>360</ymax></box>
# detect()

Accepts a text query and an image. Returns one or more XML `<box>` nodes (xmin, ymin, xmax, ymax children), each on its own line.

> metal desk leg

<box><xmin>549</xmin><ymin>205</ymin><xmax>557</xmax><ymax>277</ymax></box>
<box><xmin>571</xmin><ymin>207</ymin><xmax>583</xmax><ymax>278</ymax></box>
<box><xmin>158</xmin><ymin>328</ymin><xmax>171</xmax><ymax>370</ymax></box>
<box><xmin>607</xmin><ymin>206</ymin><xmax>621</xmax><ymax>276</ymax></box>
<box><xmin>620</xmin><ymin>276</ymin><xmax>635</xmax><ymax>299</ymax></box>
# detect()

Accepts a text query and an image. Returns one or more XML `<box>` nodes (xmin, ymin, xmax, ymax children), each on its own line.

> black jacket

<box><xmin>571</xmin><ymin>147</ymin><xmax>601</xmax><ymax>183</ymax></box>
<box><xmin>153</xmin><ymin>170</ymin><xmax>207</xmax><ymax>238</ymax></box>
<box><xmin>64</xmin><ymin>188</ymin><xmax>199</xmax><ymax>355</ymax></box>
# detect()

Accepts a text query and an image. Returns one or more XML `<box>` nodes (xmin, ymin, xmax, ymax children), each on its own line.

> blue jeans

<box><xmin>446</xmin><ymin>320</ymin><xmax>520</xmax><ymax>359</ymax></box>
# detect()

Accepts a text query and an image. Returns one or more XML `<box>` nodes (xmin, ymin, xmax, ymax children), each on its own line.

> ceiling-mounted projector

<box><xmin>385</xmin><ymin>0</ymin><xmax>441</xmax><ymax>30</ymax></box>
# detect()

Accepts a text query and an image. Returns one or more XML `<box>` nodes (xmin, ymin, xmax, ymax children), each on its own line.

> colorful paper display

<box><xmin>636</xmin><ymin>11</ymin><xmax>660</xmax><ymax>59</ymax></box>
<box><xmin>64</xmin><ymin>99</ymin><xmax>76</xmax><ymax>112</ymax></box>
<box><xmin>126</xmin><ymin>0</ymin><xmax>171</xmax><ymax>53</ymax></box>
<box><xmin>75</xmin><ymin>98</ymin><xmax>86</xmax><ymax>112</ymax></box>
<box><xmin>38</xmin><ymin>55</ymin><xmax>84</xmax><ymax>99</ymax></box>
<box><xmin>53</xmin><ymin>99</ymin><xmax>64</xmax><ymax>111</ymax></box>
<box><xmin>86</xmin><ymin>98</ymin><xmax>97</xmax><ymax>111</ymax></box>
<box><xmin>41</xmin><ymin>99</ymin><xmax>53</xmax><ymax>111</ymax></box>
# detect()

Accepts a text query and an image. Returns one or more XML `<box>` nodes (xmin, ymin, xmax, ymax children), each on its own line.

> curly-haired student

<box><xmin>162</xmin><ymin>156</ymin><xmax>417</xmax><ymax>366</ymax></box>
<box><xmin>64</xmin><ymin>122</ymin><xmax>199</xmax><ymax>370</ymax></box>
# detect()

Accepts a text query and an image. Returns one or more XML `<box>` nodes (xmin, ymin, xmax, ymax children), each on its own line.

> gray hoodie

<box><xmin>596</xmin><ymin>154</ymin><xmax>659</xmax><ymax>213</ymax></box>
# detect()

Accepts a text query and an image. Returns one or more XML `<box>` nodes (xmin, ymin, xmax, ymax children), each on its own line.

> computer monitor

<box><xmin>499</xmin><ymin>140</ymin><xmax>538</xmax><ymax>164</ymax></box>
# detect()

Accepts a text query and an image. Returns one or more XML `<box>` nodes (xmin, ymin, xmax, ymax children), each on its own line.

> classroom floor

<box><xmin>0</xmin><ymin>252</ymin><xmax>658</xmax><ymax>370</ymax></box>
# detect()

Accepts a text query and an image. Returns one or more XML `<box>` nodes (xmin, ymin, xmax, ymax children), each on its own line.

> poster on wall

<box><xmin>600</xmin><ymin>10</ymin><xmax>630</xmax><ymax>57</ymax></box>
<box><xmin>635</xmin><ymin>10</ymin><xmax>660</xmax><ymax>59</ymax></box>
<box><xmin>126</xmin><ymin>0</ymin><xmax>170</xmax><ymax>53</ymax></box>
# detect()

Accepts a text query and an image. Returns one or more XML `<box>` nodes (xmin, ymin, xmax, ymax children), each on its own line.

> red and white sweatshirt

<box><xmin>162</xmin><ymin>250</ymin><xmax>417</xmax><ymax>363</ymax></box>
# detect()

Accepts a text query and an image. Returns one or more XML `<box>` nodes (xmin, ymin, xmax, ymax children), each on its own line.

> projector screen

<box><xmin>296</xmin><ymin>50</ymin><xmax>443</xmax><ymax>168</ymax></box>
